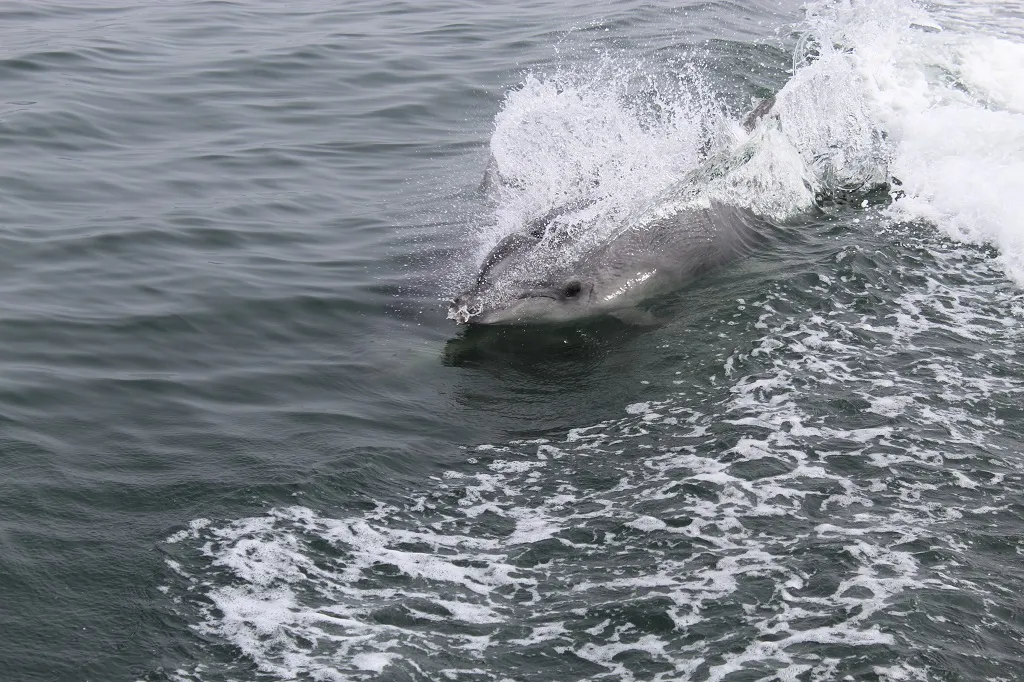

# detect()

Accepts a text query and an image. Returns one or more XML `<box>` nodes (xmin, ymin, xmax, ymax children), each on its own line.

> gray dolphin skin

<box><xmin>448</xmin><ymin>201</ymin><xmax>766</xmax><ymax>325</ymax></box>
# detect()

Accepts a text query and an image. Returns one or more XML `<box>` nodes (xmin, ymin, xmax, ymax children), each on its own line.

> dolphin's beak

<box><xmin>447</xmin><ymin>294</ymin><xmax>483</xmax><ymax>325</ymax></box>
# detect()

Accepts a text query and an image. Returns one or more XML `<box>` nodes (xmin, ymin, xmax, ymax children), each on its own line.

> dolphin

<box><xmin>448</xmin><ymin>201</ymin><xmax>766</xmax><ymax>325</ymax></box>
<box><xmin>448</xmin><ymin>97</ymin><xmax>779</xmax><ymax>326</ymax></box>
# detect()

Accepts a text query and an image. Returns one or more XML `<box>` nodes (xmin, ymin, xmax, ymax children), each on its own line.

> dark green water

<box><xmin>1</xmin><ymin>1</ymin><xmax>1023</xmax><ymax>680</ymax></box>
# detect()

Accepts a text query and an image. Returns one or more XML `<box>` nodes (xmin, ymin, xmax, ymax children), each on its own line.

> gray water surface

<box><xmin>1</xmin><ymin>1</ymin><xmax>1023</xmax><ymax>681</ymax></box>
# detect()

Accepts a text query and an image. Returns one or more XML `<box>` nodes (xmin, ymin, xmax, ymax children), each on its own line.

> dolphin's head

<box><xmin>448</xmin><ymin>225</ymin><xmax>602</xmax><ymax>325</ymax></box>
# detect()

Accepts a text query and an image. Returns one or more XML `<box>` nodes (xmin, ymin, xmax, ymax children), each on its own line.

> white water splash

<box><xmin>791</xmin><ymin>0</ymin><xmax>1024</xmax><ymax>284</ymax></box>
<box><xmin>480</xmin><ymin>0</ymin><xmax>1024</xmax><ymax>286</ymax></box>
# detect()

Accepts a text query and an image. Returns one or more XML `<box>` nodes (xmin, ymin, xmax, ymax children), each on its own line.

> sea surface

<box><xmin>1</xmin><ymin>1</ymin><xmax>1023</xmax><ymax>680</ymax></box>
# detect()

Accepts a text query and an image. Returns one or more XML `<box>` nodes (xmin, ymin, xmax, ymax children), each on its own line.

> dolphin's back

<box><xmin>581</xmin><ymin>202</ymin><xmax>765</xmax><ymax>298</ymax></box>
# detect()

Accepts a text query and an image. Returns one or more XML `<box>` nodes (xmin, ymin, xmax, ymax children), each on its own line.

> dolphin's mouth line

<box><xmin>446</xmin><ymin>286</ymin><xmax>571</xmax><ymax>325</ymax></box>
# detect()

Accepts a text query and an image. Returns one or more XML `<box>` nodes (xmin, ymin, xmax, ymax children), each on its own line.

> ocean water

<box><xmin>1</xmin><ymin>0</ymin><xmax>1023</xmax><ymax>680</ymax></box>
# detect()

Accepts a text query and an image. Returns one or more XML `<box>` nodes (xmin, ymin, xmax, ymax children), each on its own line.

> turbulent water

<box><xmin>2</xmin><ymin>1</ymin><xmax>1023</xmax><ymax>680</ymax></box>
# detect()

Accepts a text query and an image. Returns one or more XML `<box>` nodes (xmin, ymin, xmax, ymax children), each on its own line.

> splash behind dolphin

<box><xmin>448</xmin><ymin>201</ymin><xmax>766</xmax><ymax>325</ymax></box>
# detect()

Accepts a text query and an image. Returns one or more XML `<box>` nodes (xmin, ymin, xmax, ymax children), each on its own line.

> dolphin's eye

<box><xmin>563</xmin><ymin>281</ymin><xmax>582</xmax><ymax>298</ymax></box>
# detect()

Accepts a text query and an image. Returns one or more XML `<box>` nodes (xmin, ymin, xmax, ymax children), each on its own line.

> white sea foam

<box><xmin>786</xmin><ymin>0</ymin><xmax>1024</xmax><ymax>283</ymax></box>
<box><xmin>162</xmin><ymin>234</ymin><xmax>1024</xmax><ymax>679</ymax></box>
